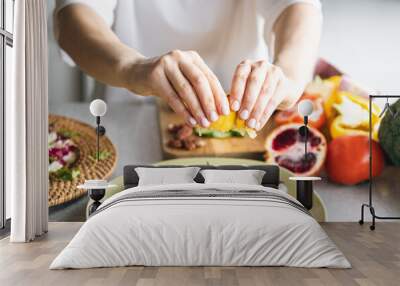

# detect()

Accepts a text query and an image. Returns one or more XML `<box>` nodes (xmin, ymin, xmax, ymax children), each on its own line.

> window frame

<box><xmin>0</xmin><ymin>0</ymin><xmax>13</xmax><ymax>231</ymax></box>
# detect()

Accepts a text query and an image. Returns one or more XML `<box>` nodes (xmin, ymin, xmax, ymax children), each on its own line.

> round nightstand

<box><xmin>78</xmin><ymin>180</ymin><xmax>117</xmax><ymax>215</ymax></box>
<box><xmin>289</xmin><ymin>176</ymin><xmax>321</xmax><ymax>210</ymax></box>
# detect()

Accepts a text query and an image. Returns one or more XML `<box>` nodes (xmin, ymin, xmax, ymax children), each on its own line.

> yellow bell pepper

<box><xmin>330</xmin><ymin>116</ymin><xmax>380</xmax><ymax>141</ymax></box>
<box><xmin>235</xmin><ymin>117</ymin><xmax>257</xmax><ymax>139</ymax></box>
<box><xmin>201</xmin><ymin>111</ymin><xmax>257</xmax><ymax>139</ymax></box>
<box><xmin>322</xmin><ymin>75</ymin><xmax>343</xmax><ymax>121</ymax></box>
<box><xmin>208</xmin><ymin>111</ymin><xmax>236</xmax><ymax>132</ymax></box>
<box><xmin>327</xmin><ymin>91</ymin><xmax>381</xmax><ymax>140</ymax></box>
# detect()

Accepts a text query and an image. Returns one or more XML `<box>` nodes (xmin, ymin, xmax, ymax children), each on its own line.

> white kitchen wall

<box><xmin>320</xmin><ymin>0</ymin><xmax>400</xmax><ymax>94</ymax></box>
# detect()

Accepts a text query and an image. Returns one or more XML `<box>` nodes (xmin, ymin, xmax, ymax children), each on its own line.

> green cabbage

<box><xmin>378</xmin><ymin>99</ymin><xmax>400</xmax><ymax>165</ymax></box>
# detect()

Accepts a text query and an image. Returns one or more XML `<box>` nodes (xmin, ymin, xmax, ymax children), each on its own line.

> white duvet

<box><xmin>50</xmin><ymin>183</ymin><xmax>350</xmax><ymax>269</ymax></box>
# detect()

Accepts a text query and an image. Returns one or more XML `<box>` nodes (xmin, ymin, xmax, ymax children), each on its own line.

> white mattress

<box><xmin>50</xmin><ymin>183</ymin><xmax>350</xmax><ymax>269</ymax></box>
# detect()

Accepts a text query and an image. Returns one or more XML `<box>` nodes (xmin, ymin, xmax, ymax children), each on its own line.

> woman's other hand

<box><xmin>123</xmin><ymin>50</ymin><xmax>230</xmax><ymax>127</ymax></box>
<box><xmin>229</xmin><ymin>60</ymin><xmax>304</xmax><ymax>131</ymax></box>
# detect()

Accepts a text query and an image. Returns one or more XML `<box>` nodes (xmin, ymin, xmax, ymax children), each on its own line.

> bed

<box><xmin>50</xmin><ymin>165</ymin><xmax>350</xmax><ymax>269</ymax></box>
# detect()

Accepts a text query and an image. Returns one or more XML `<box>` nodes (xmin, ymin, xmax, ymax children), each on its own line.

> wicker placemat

<box><xmin>49</xmin><ymin>114</ymin><xmax>117</xmax><ymax>207</ymax></box>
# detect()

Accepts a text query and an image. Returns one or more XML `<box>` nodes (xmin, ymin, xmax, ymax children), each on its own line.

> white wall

<box><xmin>320</xmin><ymin>0</ymin><xmax>400</xmax><ymax>94</ymax></box>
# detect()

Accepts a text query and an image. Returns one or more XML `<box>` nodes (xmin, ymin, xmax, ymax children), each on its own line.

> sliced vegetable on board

<box><xmin>194</xmin><ymin>111</ymin><xmax>257</xmax><ymax>139</ymax></box>
<box><xmin>48</xmin><ymin>129</ymin><xmax>80</xmax><ymax>181</ymax></box>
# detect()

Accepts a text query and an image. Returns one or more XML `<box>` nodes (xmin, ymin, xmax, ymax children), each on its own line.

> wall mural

<box><xmin>45</xmin><ymin>1</ymin><xmax>400</xmax><ymax>225</ymax></box>
<box><xmin>46</xmin><ymin>59</ymin><xmax>400</xmax><ymax>223</ymax></box>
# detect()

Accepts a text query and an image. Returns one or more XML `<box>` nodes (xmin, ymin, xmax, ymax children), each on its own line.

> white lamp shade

<box><xmin>90</xmin><ymin>99</ymin><xmax>107</xmax><ymax>117</ymax></box>
<box><xmin>298</xmin><ymin>99</ymin><xmax>314</xmax><ymax>117</ymax></box>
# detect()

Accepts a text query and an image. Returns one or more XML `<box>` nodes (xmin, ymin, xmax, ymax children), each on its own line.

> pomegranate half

<box><xmin>264</xmin><ymin>123</ymin><xmax>327</xmax><ymax>176</ymax></box>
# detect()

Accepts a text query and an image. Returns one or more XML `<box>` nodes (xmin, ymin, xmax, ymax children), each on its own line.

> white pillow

<box><xmin>135</xmin><ymin>167</ymin><xmax>200</xmax><ymax>186</ymax></box>
<box><xmin>200</xmin><ymin>169</ymin><xmax>266</xmax><ymax>185</ymax></box>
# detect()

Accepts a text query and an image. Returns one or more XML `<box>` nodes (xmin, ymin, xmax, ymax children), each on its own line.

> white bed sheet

<box><xmin>50</xmin><ymin>183</ymin><xmax>350</xmax><ymax>269</ymax></box>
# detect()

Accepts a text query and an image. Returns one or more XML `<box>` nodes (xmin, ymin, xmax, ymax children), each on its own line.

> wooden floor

<box><xmin>0</xmin><ymin>222</ymin><xmax>399</xmax><ymax>286</ymax></box>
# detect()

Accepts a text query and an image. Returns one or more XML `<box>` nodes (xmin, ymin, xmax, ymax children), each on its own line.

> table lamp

<box><xmin>288</xmin><ymin>99</ymin><xmax>318</xmax><ymax>210</ymax></box>
<box><xmin>89</xmin><ymin>99</ymin><xmax>107</xmax><ymax>161</ymax></box>
<box><xmin>297</xmin><ymin>99</ymin><xmax>314</xmax><ymax>160</ymax></box>
<box><xmin>83</xmin><ymin>99</ymin><xmax>109</xmax><ymax>215</ymax></box>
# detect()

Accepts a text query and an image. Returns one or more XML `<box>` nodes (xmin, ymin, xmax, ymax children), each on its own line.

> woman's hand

<box><xmin>229</xmin><ymin>60</ymin><xmax>304</xmax><ymax>131</ymax></box>
<box><xmin>123</xmin><ymin>50</ymin><xmax>230</xmax><ymax>127</ymax></box>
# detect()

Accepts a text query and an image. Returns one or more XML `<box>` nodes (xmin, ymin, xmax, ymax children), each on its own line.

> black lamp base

<box><xmin>88</xmin><ymin>201</ymin><xmax>102</xmax><ymax>216</ymax></box>
<box><xmin>296</xmin><ymin>181</ymin><xmax>313</xmax><ymax>210</ymax></box>
<box><xmin>88</xmin><ymin>188</ymin><xmax>106</xmax><ymax>215</ymax></box>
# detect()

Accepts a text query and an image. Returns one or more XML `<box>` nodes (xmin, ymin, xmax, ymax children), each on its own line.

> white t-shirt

<box><xmin>55</xmin><ymin>0</ymin><xmax>321</xmax><ymax>101</ymax></box>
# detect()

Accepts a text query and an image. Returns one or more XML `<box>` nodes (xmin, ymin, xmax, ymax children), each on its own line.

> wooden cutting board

<box><xmin>158</xmin><ymin>99</ymin><xmax>275</xmax><ymax>159</ymax></box>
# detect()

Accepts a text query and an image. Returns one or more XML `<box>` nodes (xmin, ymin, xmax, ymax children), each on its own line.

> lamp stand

<box><xmin>95</xmin><ymin>116</ymin><xmax>106</xmax><ymax>162</ymax></box>
<box><xmin>304</xmin><ymin>116</ymin><xmax>308</xmax><ymax>159</ymax></box>
<box><xmin>298</xmin><ymin>116</ymin><xmax>309</xmax><ymax>162</ymax></box>
<box><xmin>96</xmin><ymin>116</ymin><xmax>100</xmax><ymax>161</ymax></box>
<box><xmin>359</xmin><ymin>95</ymin><xmax>400</xmax><ymax>230</ymax></box>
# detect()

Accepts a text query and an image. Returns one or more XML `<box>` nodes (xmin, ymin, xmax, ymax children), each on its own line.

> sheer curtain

<box><xmin>7</xmin><ymin>0</ymin><xmax>48</xmax><ymax>242</ymax></box>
